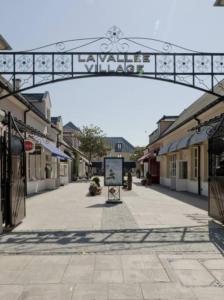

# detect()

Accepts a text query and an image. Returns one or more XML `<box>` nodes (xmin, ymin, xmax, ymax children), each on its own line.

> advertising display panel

<box><xmin>104</xmin><ymin>157</ymin><xmax>124</xmax><ymax>186</ymax></box>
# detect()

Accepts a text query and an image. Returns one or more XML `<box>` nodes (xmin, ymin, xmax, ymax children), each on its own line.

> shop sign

<box><xmin>78</xmin><ymin>54</ymin><xmax>150</xmax><ymax>73</ymax></box>
<box><xmin>24</xmin><ymin>139</ymin><xmax>35</xmax><ymax>152</ymax></box>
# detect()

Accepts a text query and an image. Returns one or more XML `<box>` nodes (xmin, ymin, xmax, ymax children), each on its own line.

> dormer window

<box><xmin>115</xmin><ymin>143</ymin><xmax>122</xmax><ymax>152</ymax></box>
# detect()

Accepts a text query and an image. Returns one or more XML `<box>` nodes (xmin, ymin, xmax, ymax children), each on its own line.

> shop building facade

<box><xmin>23</xmin><ymin>93</ymin><xmax>71</xmax><ymax>194</ymax></box>
<box><xmin>63</xmin><ymin>122</ymin><xmax>90</xmax><ymax>179</ymax></box>
<box><xmin>147</xmin><ymin>84</ymin><xmax>224</xmax><ymax>197</ymax></box>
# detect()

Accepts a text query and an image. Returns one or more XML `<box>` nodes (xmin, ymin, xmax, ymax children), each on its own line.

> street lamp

<box><xmin>0</xmin><ymin>34</ymin><xmax>12</xmax><ymax>50</ymax></box>
<box><xmin>214</xmin><ymin>0</ymin><xmax>224</xmax><ymax>6</ymax></box>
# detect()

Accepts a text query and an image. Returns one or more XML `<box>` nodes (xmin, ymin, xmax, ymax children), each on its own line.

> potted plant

<box><xmin>127</xmin><ymin>171</ymin><xmax>132</xmax><ymax>190</ymax></box>
<box><xmin>89</xmin><ymin>178</ymin><xmax>102</xmax><ymax>196</ymax></box>
<box><xmin>91</xmin><ymin>176</ymin><xmax>100</xmax><ymax>187</ymax></box>
<box><xmin>89</xmin><ymin>182</ymin><xmax>98</xmax><ymax>196</ymax></box>
<box><xmin>141</xmin><ymin>178</ymin><xmax>147</xmax><ymax>185</ymax></box>
<box><xmin>146</xmin><ymin>171</ymin><xmax>152</xmax><ymax>185</ymax></box>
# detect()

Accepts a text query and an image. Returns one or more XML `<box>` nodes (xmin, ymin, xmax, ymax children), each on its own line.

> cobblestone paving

<box><xmin>0</xmin><ymin>178</ymin><xmax>224</xmax><ymax>299</ymax></box>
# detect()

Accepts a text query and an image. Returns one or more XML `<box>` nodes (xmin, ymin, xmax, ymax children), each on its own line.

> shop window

<box><xmin>51</xmin><ymin>157</ymin><xmax>58</xmax><ymax>179</ymax></box>
<box><xmin>60</xmin><ymin>163</ymin><xmax>68</xmax><ymax>176</ymax></box>
<box><xmin>28</xmin><ymin>153</ymin><xmax>43</xmax><ymax>180</ymax></box>
<box><xmin>179</xmin><ymin>161</ymin><xmax>188</xmax><ymax>179</ymax></box>
<box><xmin>215</xmin><ymin>152</ymin><xmax>224</xmax><ymax>176</ymax></box>
<box><xmin>169</xmin><ymin>154</ymin><xmax>176</xmax><ymax>177</ymax></box>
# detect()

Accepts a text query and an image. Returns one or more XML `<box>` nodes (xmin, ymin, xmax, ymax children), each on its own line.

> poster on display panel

<box><xmin>104</xmin><ymin>157</ymin><xmax>124</xmax><ymax>186</ymax></box>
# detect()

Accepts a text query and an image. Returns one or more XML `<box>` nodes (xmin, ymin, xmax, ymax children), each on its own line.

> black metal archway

<box><xmin>1</xmin><ymin>26</ymin><xmax>224</xmax><ymax>99</ymax></box>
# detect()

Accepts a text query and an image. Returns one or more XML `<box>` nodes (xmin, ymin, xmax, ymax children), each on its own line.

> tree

<box><xmin>78</xmin><ymin>125</ymin><xmax>108</xmax><ymax>177</ymax></box>
<box><xmin>129</xmin><ymin>146</ymin><xmax>145</xmax><ymax>161</ymax></box>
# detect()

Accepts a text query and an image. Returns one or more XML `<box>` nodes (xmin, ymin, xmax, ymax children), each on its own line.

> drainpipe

<box><xmin>198</xmin><ymin>145</ymin><xmax>201</xmax><ymax>196</ymax></box>
<box><xmin>24</xmin><ymin>108</ymin><xmax>30</xmax><ymax>138</ymax></box>
<box><xmin>24</xmin><ymin>108</ymin><xmax>30</xmax><ymax>197</ymax></box>
<box><xmin>56</xmin><ymin>132</ymin><xmax>60</xmax><ymax>187</ymax></box>
<box><xmin>194</xmin><ymin>116</ymin><xmax>201</xmax><ymax>195</ymax></box>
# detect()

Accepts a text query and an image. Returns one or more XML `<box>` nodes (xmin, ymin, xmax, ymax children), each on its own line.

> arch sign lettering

<box><xmin>1</xmin><ymin>26</ymin><xmax>224</xmax><ymax>99</ymax></box>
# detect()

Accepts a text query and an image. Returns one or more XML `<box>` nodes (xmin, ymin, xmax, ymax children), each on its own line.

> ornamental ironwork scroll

<box><xmin>1</xmin><ymin>26</ymin><xmax>224</xmax><ymax>99</ymax></box>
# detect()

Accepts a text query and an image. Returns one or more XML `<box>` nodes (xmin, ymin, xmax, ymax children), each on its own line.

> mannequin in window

<box><xmin>45</xmin><ymin>163</ymin><xmax>52</xmax><ymax>179</ymax></box>
<box><xmin>216</xmin><ymin>160</ymin><xmax>224</xmax><ymax>176</ymax></box>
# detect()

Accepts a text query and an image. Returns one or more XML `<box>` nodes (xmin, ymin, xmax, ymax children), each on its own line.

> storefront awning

<box><xmin>80</xmin><ymin>156</ymin><xmax>91</xmax><ymax>165</ymax></box>
<box><xmin>138</xmin><ymin>151</ymin><xmax>154</xmax><ymax>162</ymax></box>
<box><xmin>32</xmin><ymin>135</ymin><xmax>71</xmax><ymax>160</ymax></box>
<box><xmin>188</xmin><ymin>126</ymin><xmax>210</xmax><ymax>146</ymax></box>
<box><xmin>158</xmin><ymin>143</ymin><xmax>172</xmax><ymax>155</ymax></box>
<box><xmin>158</xmin><ymin>126</ymin><xmax>211</xmax><ymax>156</ymax></box>
<box><xmin>176</xmin><ymin>133</ymin><xmax>193</xmax><ymax>150</ymax></box>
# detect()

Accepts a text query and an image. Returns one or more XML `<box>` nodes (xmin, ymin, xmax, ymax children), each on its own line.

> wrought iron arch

<box><xmin>1</xmin><ymin>26</ymin><xmax>224</xmax><ymax>99</ymax></box>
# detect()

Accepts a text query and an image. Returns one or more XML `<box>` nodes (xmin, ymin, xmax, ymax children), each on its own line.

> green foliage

<box><xmin>141</xmin><ymin>178</ymin><xmax>147</xmax><ymax>186</ymax></box>
<box><xmin>136</xmin><ymin>169</ymin><xmax>141</xmax><ymax>178</ymax></box>
<box><xmin>78</xmin><ymin>125</ymin><xmax>108</xmax><ymax>161</ymax></box>
<box><xmin>146</xmin><ymin>171</ymin><xmax>151</xmax><ymax>179</ymax></box>
<box><xmin>89</xmin><ymin>181</ymin><xmax>102</xmax><ymax>196</ymax></box>
<box><xmin>145</xmin><ymin>171</ymin><xmax>151</xmax><ymax>185</ymax></box>
<box><xmin>130</xmin><ymin>146</ymin><xmax>145</xmax><ymax>161</ymax></box>
<box><xmin>92</xmin><ymin>176</ymin><xmax>100</xmax><ymax>187</ymax></box>
<box><xmin>89</xmin><ymin>182</ymin><xmax>98</xmax><ymax>196</ymax></box>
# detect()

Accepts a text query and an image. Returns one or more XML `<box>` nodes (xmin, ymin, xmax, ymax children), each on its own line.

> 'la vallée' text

<box><xmin>78</xmin><ymin>54</ymin><xmax>150</xmax><ymax>73</ymax></box>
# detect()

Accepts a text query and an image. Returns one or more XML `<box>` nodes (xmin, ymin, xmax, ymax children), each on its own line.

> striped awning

<box><xmin>138</xmin><ymin>151</ymin><xmax>155</xmax><ymax>162</ymax></box>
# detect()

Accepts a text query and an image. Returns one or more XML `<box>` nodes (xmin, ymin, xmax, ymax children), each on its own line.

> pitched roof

<box><xmin>104</xmin><ymin>137</ymin><xmax>135</xmax><ymax>153</ymax></box>
<box><xmin>0</xmin><ymin>76</ymin><xmax>49</xmax><ymax>123</ymax></box>
<box><xmin>163</xmin><ymin>93</ymin><xmax>218</xmax><ymax>135</ymax></box>
<box><xmin>63</xmin><ymin>122</ymin><xmax>81</xmax><ymax>132</ymax></box>
<box><xmin>22</xmin><ymin>93</ymin><xmax>45</xmax><ymax>102</ymax></box>
<box><xmin>148</xmin><ymin>80</ymin><xmax>224</xmax><ymax>145</ymax></box>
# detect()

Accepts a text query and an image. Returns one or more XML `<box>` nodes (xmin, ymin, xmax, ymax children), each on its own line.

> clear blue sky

<box><xmin>1</xmin><ymin>0</ymin><xmax>223</xmax><ymax>146</ymax></box>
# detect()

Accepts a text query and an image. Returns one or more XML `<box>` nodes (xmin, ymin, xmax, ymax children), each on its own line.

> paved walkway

<box><xmin>0</xmin><ymin>178</ymin><xmax>224</xmax><ymax>299</ymax></box>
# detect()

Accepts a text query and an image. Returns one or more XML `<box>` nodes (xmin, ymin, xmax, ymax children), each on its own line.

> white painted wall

<box><xmin>160</xmin><ymin>176</ymin><xmax>208</xmax><ymax>196</ymax></box>
<box><xmin>0</xmin><ymin>96</ymin><xmax>25</xmax><ymax>120</ymax></box>
<box><xmin>27</xmin><ymin>179</ymin><xmax>58</xmax><ymax>194</ymax></box>
<box><xmin>160</xmin><ymin>177</ymin><xmax>171</xmax><ymax>187</ymax></box>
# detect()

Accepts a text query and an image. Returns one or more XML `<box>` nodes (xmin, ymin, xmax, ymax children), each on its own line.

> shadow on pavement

<box><xmin>0</xmin><ymin>222</ymin><xmax>223</xmax><ymax>255</ymax></box>
<box><xmin>86</xmin><ymin>203</ymin><xmax>113</xmax><ymax>208</ymax></box>
<box><xmin>209</xmin><ymin>220</ymin><xmax>224</xmax><ymax>255</ymax></box>
<box><xmin>134</xmin><ymin>182</ymin><xmax>208</xmax><ymax>211</ymax></box>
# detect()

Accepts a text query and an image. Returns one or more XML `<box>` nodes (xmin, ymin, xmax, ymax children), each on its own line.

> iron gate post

<box><xmin>5</xmin><ymin>112</ymin><xmax>12</xmax><ymax>226</ymax></box>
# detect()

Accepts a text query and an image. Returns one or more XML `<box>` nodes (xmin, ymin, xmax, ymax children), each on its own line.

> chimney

<box><xmin>14</xmin><ymin>78</ymin><xmax>21</xmax><ymax>91</ymax></box>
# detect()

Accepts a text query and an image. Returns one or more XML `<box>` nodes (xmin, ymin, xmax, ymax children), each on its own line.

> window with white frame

<box><xmin>169</xmin><ymin>154</ymin><xmax>176</xmax><ymax>177</ymax></box>
<box><xmin>60</xmin><ymin>163</ymin><xmax>68</xmax><ymax>176</ymax></box>
<box><xmin>28</xmin><ymin>150</ymin><xmax>43</xmax><ymax>181</ymax></box>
